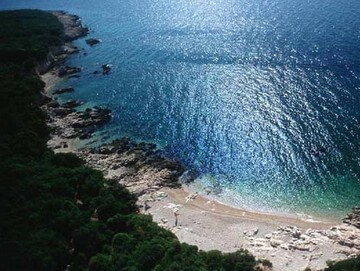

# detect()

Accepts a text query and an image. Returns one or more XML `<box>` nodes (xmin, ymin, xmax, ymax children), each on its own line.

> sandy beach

<box><xmin>41</xmin><ymin>11</ymin><xmax>360</xmax><ymax>271</ymax></box>
<box><xmin>141</xmin><ymin>187</ymin><xmax>360</xmax><ymax>271</ymax></box>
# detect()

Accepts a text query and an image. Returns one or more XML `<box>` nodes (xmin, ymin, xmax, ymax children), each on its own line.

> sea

<box><xmin>2</xmin><ymin>0</ymin><xmax>360</xmax><ymax>221</ymax></box>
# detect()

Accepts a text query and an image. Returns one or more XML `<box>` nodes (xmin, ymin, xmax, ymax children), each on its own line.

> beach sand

<box><xmin>142</xmin><ymin>187</ymin><xmax>358</xmax><ymax>271</ymax></box>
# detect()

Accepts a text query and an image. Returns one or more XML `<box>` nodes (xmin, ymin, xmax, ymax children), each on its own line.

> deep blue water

<box><xmin>2</xmin><ymin>0</ymin><xmax>360</xmax><ymax>219</ymax></box>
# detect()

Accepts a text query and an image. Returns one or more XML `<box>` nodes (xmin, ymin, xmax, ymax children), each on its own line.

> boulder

<box><xmin>86</xmin><ymin>38</ymin><xmax>101</xmax><ymax>46</ymax></box>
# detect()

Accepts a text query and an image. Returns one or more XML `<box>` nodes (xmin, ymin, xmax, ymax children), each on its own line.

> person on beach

<box><xmin>173</xmin><ymin>208</ymin><xmax>179</xmax><ymax>226</ymax></box>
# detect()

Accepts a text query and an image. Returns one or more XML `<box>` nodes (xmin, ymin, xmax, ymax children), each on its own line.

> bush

<box><xmin>324</xmin><ymin>256</ymin><xmax>360</xmax><ymax>271</ymax></box>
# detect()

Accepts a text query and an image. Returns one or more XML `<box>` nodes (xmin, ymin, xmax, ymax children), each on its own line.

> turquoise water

<box><xmin>2</xmin><ymin>0</ymin><xmax>360</xmax><ymax>219</ymax></box>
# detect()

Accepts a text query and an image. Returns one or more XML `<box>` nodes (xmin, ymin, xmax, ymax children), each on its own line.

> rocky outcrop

<box><xmin>62</xmin><ymin>99</ymin><xmax>84</xmax><ymax>108</ymax></box>
<box><xmin>42</xmin><ymin>11</ymin><xmax>185</xmax><ymax>204</ymax></box>
<box><xmin>343</xmin><ymin>207</ymin><xmax>360</xmax><ymax>229</ymax></box>
<box><xmin>52</xmin><ymin>11</ymin><xmax>89</xmax><ymax>41</ymax></box>
<box><xmin>86</xmin><ymin>38</ymin><xmax>101</xmax><ymax>46</ymax></box>
<box><xmin>58</xmin><ymin>66</ymin><xmax>81</xmax><ymax>77</ymax></box>
<box><xmin>35</xmin><ymin>11</ymin><xmax>88</xmax><ymax>76</ymax></box>
<box><xmin>78</xmin><ymin>138</ymin><xmax>184</xmax><ymax>196</ymax></box>
<box><xmin>53</xmin><ymin>87</ymin><xmax>75</xmax><ymax>95</ymax></box>
<box><xmin>45</xmin><ymin>90</ymin><xmax>185</xmax><ymax>196</ymax></box>
<box><xmin>45</xmin><ymin>102</ymin><xmax>112</xmax><ymax>140</ymax></box>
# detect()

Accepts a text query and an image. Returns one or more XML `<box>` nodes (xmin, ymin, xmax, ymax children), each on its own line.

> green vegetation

<box><xmin>324</xmin><ymin>256</ymin><xmax>360</xmax><ymax>271</ymax></box>
<box><xmin>0</xmin><ymin>9</ymin><xmax>262</xmax><ymax>271</ymax></box>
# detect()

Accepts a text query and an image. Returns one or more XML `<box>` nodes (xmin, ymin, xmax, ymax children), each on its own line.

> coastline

<box><xmin>143</xmin><ymin>187</ymin><xmax>360</xmax><ymax>271</ymax></box>
<box><xmin>41</xmin><ymin>11</ymin><xmax>360</xmax><ymax>271</ymax></box>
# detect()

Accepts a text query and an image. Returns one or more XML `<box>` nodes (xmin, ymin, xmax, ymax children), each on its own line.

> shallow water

<box><xmin>2</xmin><ymin>0</ymin><xmax>360</xmax><ymax>219</ymax></box>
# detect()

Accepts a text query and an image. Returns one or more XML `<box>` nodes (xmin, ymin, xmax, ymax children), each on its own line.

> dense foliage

<box><xmin>324</xmin><ymin>256</ymin><xmax>360</xmax><ymax>271</ymax></box>
<box><xmin>0</xmin><ymin>9</ymin><xmax>264</xmax><ymax>271</ymax></box>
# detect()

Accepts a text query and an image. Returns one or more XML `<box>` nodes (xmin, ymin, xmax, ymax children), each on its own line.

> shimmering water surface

<box><xmin>2</xmin><ymin>0</ymin><xmax>360</xmax><ymax>220</ymax></box>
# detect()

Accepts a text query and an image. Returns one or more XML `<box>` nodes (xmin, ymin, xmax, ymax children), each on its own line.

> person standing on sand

<box><xmin>173</xmin><ymin>208</ymin><xmax>179</xmax><ymax>226</ymax></box>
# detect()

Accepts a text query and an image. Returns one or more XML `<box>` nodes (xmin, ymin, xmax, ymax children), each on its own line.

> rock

<box><xmin>47</xmin><ymin>100</ymin><xmax>60</xmax><ymax>108</ymax></box>
<box><xmin>280</xmin><ymin>243</ymin><xmax>290</xmax><ymax>250</ymax></box>
<box><xmin>270</xmin><ymin>239</ymin><xmax>284</xmax><ymax>247</ymax></box>
<box><xmin>310</xmin><ymin>252</ymin><xmax>323</xmax><ymax>261</ymax></box>
<box><xmin>58</xmin><ymin>66</ymin><xmax>81</xmax><ymax>77</ymax></box>
<box><xmin>343</xmin><ymin>207</ymin><xmax>360</xmax><ymax>229</ymax></box>
<box><xmin>244</xmin><ymin>228</ymin><xmax>259</xmax><ymax>237</ymax></box>
<box><xmin>39</xmin><ymin>92</ymin><xmax>52</xmax><ymax>105</ymax></box>
<box><xmin>79</xmin><ymin>131</ymin><xmax>92</xmax><ymax>139</ymax></box>
<box><xmin>152</xmin><ymin>191</ymin><xmax>168</xmax><ymax>201</ymax></box>
<box><xmin>289</xmin><ymin>243</ymin><xmax>311</xmax><ymax>251</ymax></box>
<box><xmin>179</xmin><ymin>169</ymin><xmax>198</xmax><ymax>184</ymax></box>
<box><xmin>52</xmin><ymin>11</ymin><xmax>89</xmax><ymax>42</ymax></box>
<box><xmin>102</xmin><ymin>64</ymin><xmax>111</xmax><ymax>75</ymax></box>
<box><xmin>185</xmin><ymin>192</ymin><xmax>198</xmax><ymax>202</ymax></box>
<box><xmin>53</xmin><ymin>107</ymin><xmax>74</xmax><ymax>117</ymax></box>
<box><xmin>64</xmin><ymin>45</ymin><xmax>80</xmax><ymax>54</ymax></box>
<box><xmin>53</xmin><ymin>87</ymin><xmax>75</xmax><ymax>95</ymax></box>
<box><xmin>86</xmin><ymin>38</ymin><xmax>101</xmax><ymax>46</ymax></box>
<box><xmin>338</xmin><ymin>239</ymin><xmax>355</xmax><ymax>248</ymax></box>
<box><xmin>292</xmin><ymin>230</ymin><xmax>302</xmax><ymax>239</ymax></box>
<box><xmin>62</xmin><ymin>99</ymin><xmax>83</xmax><ymax>108</ymax></box>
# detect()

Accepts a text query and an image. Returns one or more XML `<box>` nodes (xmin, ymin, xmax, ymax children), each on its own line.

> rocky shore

<box><xmin>40</xmin><ymin>11</ymin><xmax>360</xmax><ymax>271</ymax></box>
<box><xmin>40</xmin><ymin>11</ymin><xmax>186</xmax><ymax>201</ymax></box>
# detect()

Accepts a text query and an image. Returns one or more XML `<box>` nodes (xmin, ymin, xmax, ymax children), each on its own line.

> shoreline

<box><xmin>159</xmin><ymin>186</ymin><xmax>335</xmax><ymax>229</ymax></box>
<box><xmin>41</xmin><ymin>11</ymin><xmax>360</xmax><ymax>271</ymax></box>
<box><xmin>144</xmin><ymin>187</ymin><xmax>360</xmax><ymax>271</ymax></box>
<box><xmin>179</xmin><ymin>185</ymin><xmax>338</xmax><ymax>225</ymax></box>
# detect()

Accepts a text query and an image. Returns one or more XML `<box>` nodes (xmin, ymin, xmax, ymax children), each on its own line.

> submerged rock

<box><xmin>62</xmin><ymin>99</ymin><xmax>83</xmax><ymax>108</ymax></box>
<box><xmin>86</xmin><ymin>38</ymin><xmax>101</xmax><ymax>46</ymax></box>
<box><xmin>53</xmin><ymin>87</ymin><xmax>75</xmax><ymax>95</ymax></box>
<box><xmin>102</xmin><ymin>64</ymin><xmax>111</xmax><ymax>75</ymax></box>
